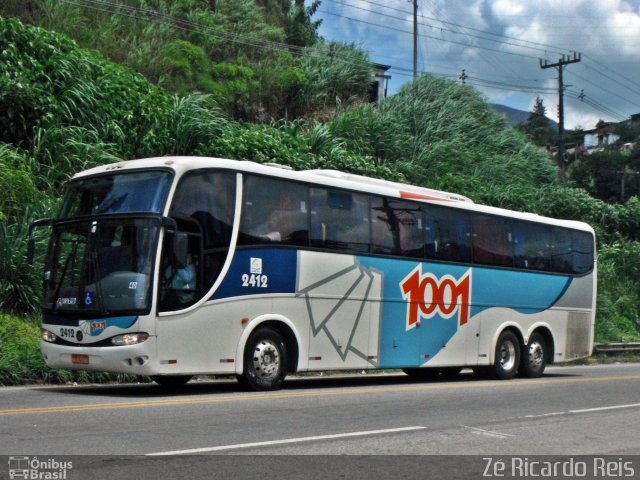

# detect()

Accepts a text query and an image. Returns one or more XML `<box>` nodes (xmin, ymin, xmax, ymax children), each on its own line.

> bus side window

<box><xmin>370</xmin><ymin>198</ymin><xmax>423</xmax><ymax>257</ymax></box>
<box><xmin>473</xmin><ymin>215</ymin><xmax>514</xmax><ymax>268</ymax></box>
<box><xmin>425</xmin><ymin>206</ymin><xmax>472</xmax><ymax>263</ymax></box>
<box><xmin>370</xmin><ymin>197</ymin><xmax>396</xmax><ymax>254</ymax></box>
<box><xmin>551</xmin><ymin>228</ymin><xmax>573</xmax><ymax>273</ymax></box>
<box><xmin>512</xmin><ymin>222</ymin><xmax>550</xmax><ymax>271</ymax></box>
<box><xmin>572</xmin><ymin>231</ymin><xmax>594</xmax><ymax>274</ymax></box>
<box><xmin>310</xmin><ymin>188</ymin><xmax>370</xmax><ymax>252</ymax></box>
<box><xmin>240</xmin><ymin>176</ymin><xmax>309</xmax><ymax>246</ymax></box>
<box><xmin>162</xmin><ymin>170</ymin><xmax>236</xmax><ymax>311</ymax></box>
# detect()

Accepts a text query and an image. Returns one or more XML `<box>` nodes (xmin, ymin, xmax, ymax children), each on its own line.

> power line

<box><xmin>332</xmin><ymin>0</ymin><xmax>640</xmax><ymax>114</ymax></box>
<box><xmin>57</xmin><ymin>0</ymin><xmax>381</xmax><ymax>75</ymax></box>
<box><xmin>579</xmin><ymin>59</ymin><xmax>640</xmax><ymax>104</ymax></box>
<box><xmin>55</xmin><ymin>0</ymin><xmax>637</xmax><ymax>125</ymax></box>
<box><xmin>422</xmin><ymin>0</ymin><xmax>534</xmax><ymax>88</ymax></box>
<box><xmin>323</xmin><ymin>1</ymin><xmax>640</xmax><ymax>123</ymax></box>
<box><xmin>332</xmin><ymin>0</ymin><xmax>569</xmax><ymax>56</ymax></box>
<box><xmin>318</xmin><ymin>9</ymin><xmax>541</xmax><ymax>60</ymax></box>
<box><xmin>324</xmin><ymin>0</ymin><xmax>569</xmax><ymax>57</ymax></box>
<box><xmin>566</xmin><ymin>89</ymin><xmax>627</xmax><ymax>122</ymax></box>
<box><xmin>566</xmin><ymin>68</ymin><xmax>640</xmax><ymax>111</ymax></box>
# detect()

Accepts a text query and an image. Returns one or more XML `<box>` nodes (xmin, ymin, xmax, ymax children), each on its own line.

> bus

<box><xmin>30</xmin><ymin>156</ymin><xmax>596</xmax><ymax>390</ymax></box>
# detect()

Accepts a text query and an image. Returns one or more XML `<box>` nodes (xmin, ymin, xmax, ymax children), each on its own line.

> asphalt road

<box><xmin>1</xmin><ymin>363</ymin><xmax>640</xmax><ymax>479</ymax></box>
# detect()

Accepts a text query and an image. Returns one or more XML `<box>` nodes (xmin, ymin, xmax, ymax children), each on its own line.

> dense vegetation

<box><xmin>0</xmin><ymin>5</ymin><xmax>639</xmax><ymax>382</ymax></box>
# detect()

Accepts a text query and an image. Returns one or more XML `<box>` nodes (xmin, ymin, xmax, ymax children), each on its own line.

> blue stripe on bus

<box><xmin>211</xmin><ymin>248</ymin><xmax>298</xmax><ymax>300</ymax></box>
<box><xmin>43</xmin><ymin>314</ymin><xmax>138</xmax><ymax>330</ymax></box>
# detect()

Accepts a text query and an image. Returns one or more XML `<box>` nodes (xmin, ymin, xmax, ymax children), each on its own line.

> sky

<box><xmin>314</xmin><ymin>0</ymin><xmax>640</xmax><ymax>130</ymax></box>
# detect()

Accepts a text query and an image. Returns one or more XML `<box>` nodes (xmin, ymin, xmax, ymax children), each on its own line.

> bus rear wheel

<box><xmin>490</xmin><ymin>331</ymin><xmax>520</xmax><ymax>380</ymax></box>
<box><xmin>519</xmin><ymin>332</ymin><xmax>547</xmax><ymax>378</ymax></box>
<box><xmin>238</xmin><ymin>327</ymin><xmax>287</xmax><ymax>391</ymax></box>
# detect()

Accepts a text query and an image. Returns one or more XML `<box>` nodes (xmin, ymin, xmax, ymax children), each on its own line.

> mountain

<box><xmin>491</xmin><ymin>103</ymin><xmax>558</xmax><ymax>130</ymax></box>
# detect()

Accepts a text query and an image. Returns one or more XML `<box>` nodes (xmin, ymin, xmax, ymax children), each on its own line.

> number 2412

<box><xmin>242</xmin><ymin>273</ymin><xmax>268</xmax><ymax>288</ymax></box>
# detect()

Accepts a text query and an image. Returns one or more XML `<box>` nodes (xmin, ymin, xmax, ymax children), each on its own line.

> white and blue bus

<box><xmin>31</xmin><ymin>156</ymin><xmax>596</xmax><ymax>390</ymax></box>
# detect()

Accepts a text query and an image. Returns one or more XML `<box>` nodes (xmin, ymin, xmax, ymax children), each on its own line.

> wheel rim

<box><xmin>527</xmin><ymin>340</ymin><xmax>544</xmax><ymax>369</ymax></box>
<box><xmin>499</xmin><ymin>339</ymin><xmax>516</xmax><ymax>372</ymax></box>
<box><xmin>252</xmin><ymin>339</ymin><xmax>281</xmax><ymax>379</ymax></box>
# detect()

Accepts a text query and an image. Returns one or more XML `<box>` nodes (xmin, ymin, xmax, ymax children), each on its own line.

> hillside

<box><xmin>0</xmin><ymin>0</ymin><xmax>368</xmax><ymax>123</ymax></box>
<box><xmin>0</xmin><ymin>13</ymin><xmax>639</xmax><ymax>355</ymax></box>
<box><xmin>491</xmin><ymin>103</ymin><xmax>558</xmax><ymax>129</ymax></box>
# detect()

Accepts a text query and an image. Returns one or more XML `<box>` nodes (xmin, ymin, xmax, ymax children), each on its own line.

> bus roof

<box><xmin>73</xmin><ymin>156</ymin><xmax>594</xmax><ymax>234</ymax></box>
<box><xmin>304</xmin><ymin>169</ymin><xmax>474</xmax><ymax>203</ymax></box>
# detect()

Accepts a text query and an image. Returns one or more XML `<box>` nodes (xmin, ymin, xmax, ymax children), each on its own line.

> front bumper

<box><xmin>41</xmin><ymin>336</ymin><xmax>158</xmax><ymax>375</ymax></box>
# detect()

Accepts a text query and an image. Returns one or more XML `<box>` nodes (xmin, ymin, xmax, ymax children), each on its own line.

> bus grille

<box><xmin>565</xmin><ymin>312</ymin><xmax>592</xmax><ymax>359</ymax></box>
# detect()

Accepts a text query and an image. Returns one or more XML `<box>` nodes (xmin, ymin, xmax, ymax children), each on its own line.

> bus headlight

<box><xmin>41</xmin><ymin>329</ymin><xmax>58</xmax><ymax>343</ymax></box>
<box><xmin>111</xmin><ymin>333</ymin><xmax>149</xmax><ymax>346</ymax></box>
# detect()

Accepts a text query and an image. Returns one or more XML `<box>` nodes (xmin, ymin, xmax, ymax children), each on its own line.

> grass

<box><xmin>0</xmin><ymin>313</ymin><xmax>146</xmax><ymax>386</ymax></box>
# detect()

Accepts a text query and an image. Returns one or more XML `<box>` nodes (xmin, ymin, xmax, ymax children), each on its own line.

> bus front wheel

<box><xmin>519</xmin><ymin>332</ymin><xmax>547</xmax><ymax>378</ymax></box>
<box><xmin>238</xmin><ymin>327</ymin><xmax>287</xmax><ymax>391</ymax></box>
<box><xmin>491</xmin><ymin>331</ymin><xmax>520</xmax><ymax>380</ymax></box>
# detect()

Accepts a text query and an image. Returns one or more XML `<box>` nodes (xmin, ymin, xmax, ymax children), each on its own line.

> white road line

<box><xmin>147</xmin><ymin>426</ymin><xmax>427</xmax><ymax>456</ymax></box>
<box><xmin>569</xmin><ymin>403</ymin><xmax>640</xmax><ymax>414</ymax></box>
<box><xmin>524</xmin><ymin>412</ymin><xmax>565</xmax><ymax>419</ymax></box>
<box><xmin>525</xmin><ymin>402</ymin><xmax>640</xmax><ymax>419</ymax></box>
<box><xmin>460</xmin><ymin>425</ymin><xmax>515</xmax><ymax>439</ymax></box>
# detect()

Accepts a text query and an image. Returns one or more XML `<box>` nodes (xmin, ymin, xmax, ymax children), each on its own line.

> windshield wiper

<box><xmin>90</xmin><ymin>251</ymin><xmax>108</xmax><ymax>315</ymax></box>
<box><xmin>52</xmin><ymin>240</ymin><xmax>77</xmax><ymax>314</ymax></box>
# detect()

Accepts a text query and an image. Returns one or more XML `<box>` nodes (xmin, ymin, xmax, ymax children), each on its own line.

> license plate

<box><xmin>71</xmin><ymin>354</ymin><xmax>89</xmax><ymax>365</ymax></box>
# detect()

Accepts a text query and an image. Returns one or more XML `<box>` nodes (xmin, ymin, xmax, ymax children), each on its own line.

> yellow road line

<box><xmin>1</xmin><ymin>374</ymin><xmax>639</xmax><ymax>416</ymax></box>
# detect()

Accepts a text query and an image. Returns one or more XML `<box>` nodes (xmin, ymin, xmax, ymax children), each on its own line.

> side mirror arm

<box><xmin>26</xmin><ymin>218</ymin><xmax>53</xmax><ymax>265</ymax></box>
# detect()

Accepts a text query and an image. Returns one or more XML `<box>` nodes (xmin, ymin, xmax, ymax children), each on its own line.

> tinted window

<box><xmin>310</xmin><ymin>188</ymin><xmax>370</xmax><ymax>252</ymax></box>
<box><xmin>572</xmin><ymin>231</ymin><xmax>595</xmax><ymax>274</ymax></box>
<box><xmin>551</xmin><ymin>228</ymin><xmax>573</xmax><ymax>273</ymax></box>
<box><xmin>370</xmin><ymin>198</ymin><xmax>424</xmax><ymax>257</ymax></box>
<box><xmin>161</xmin><ymin>170</ymin><xmax>236</xmax><ymax>311</ymax></box>
<box><xmin>239</xmin><ymin>176</ymin><xmax>309</xmax><ymax>246</ymax></box>
<box><xmin>61</xmin><ymin>171</ymin><xmax>172</xmax><ymax>217</ymax></box>
<box><xmin>473</xmin><ymin>215</ymin><xmax>513</xmax><ymax>267</ymax></box>
<box><xmin>424</xmin><ymin>206</ymin><xmax>472</xmax><ymax>263</ymax></box>
<box><xmin>512</xmin><ymin>221</ymin><xmax>551</xmax><ymax>271</ymax></box>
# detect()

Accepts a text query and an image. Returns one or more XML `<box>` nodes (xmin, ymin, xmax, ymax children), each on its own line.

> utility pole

<box><xmin>413</xmin><ymin>0</ymin><xmax>418</xmax><ymax>78</ymax></box>
<box><xmin>540</xmin><ymin>52</ymin><xmax>581</xmax><ymax>172</ymax></box>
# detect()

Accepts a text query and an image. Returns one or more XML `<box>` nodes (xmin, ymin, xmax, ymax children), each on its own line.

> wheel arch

<box><xmin>235</xmin><ymin>315</ymin><xmax>301</xmax><ymax>376</ymax></box>
<box><xmin>527</xmin><ymin>325</ymin><xmax>555</xmax><ymax>365</ymax></box>
<box><xmin>490</xmin><ymin>323</ymin><xmax>524</xmax><ymax>365</ymax></box>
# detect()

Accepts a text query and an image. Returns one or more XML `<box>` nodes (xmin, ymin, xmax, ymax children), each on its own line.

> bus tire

<box><xmin>519</xmin><ymin>332</ymin><xmax>547</xmax><ymax>378</ymax></box>
<box><xmin>239</xmin><ymin>327</ymin><xmax>287</xmax><ymax>391</ymax></box>
<box><xmin>491</xmin><ymin>331</ymin><xmax>520</xmax><ymax>380</ymax></box>
<box><xmin>151</xmin><ymin>375</ymin><xmax>192</xmax><ymax>387</ymax></box>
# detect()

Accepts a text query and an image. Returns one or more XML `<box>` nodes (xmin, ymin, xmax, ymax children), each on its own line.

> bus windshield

<box><xmin>60</xmin><ymin>170</ymin><xmax>172</xmax><ymax>217</ymax></box>
<box><xmin>43</xmin><ymin>217</ymin><xmax>161</xmax><ymax>316</ymax></box>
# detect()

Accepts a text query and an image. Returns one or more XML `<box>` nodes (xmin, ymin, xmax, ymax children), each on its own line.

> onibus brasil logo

<box><xmin>8</xmin><ymin>456</ymin><xmax>73</xmax><ymax>479</ymax></box>
<box><xmin>400</xmin><ymin>265</ymin><xmax>472</xmax><ymax>330</ymax></box>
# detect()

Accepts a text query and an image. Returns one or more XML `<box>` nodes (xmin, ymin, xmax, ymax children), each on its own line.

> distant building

<box><xmin>370</xmin><ymin>63</ymin><xmax>391</xmax><ymax>104</ymax></box>
<box><xmin>583</xmin><ymin>120</ymin><xmax>621</xmax><ymax>152</ymax></box>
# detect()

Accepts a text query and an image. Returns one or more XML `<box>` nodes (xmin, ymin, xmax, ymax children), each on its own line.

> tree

<box><xmin>615</xmin><ymin>121</ymin><xmax>640</xmax><ymax>144</ymax></box>
<box><xmin>518</xmin><ymin>97</ymin><xmax>556</xmax><ymax>147</ymax></box>
<box><xmin>286</xmin><ymin>0</ymin><xmax>322</xmax><ymax>47</ymax></box>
